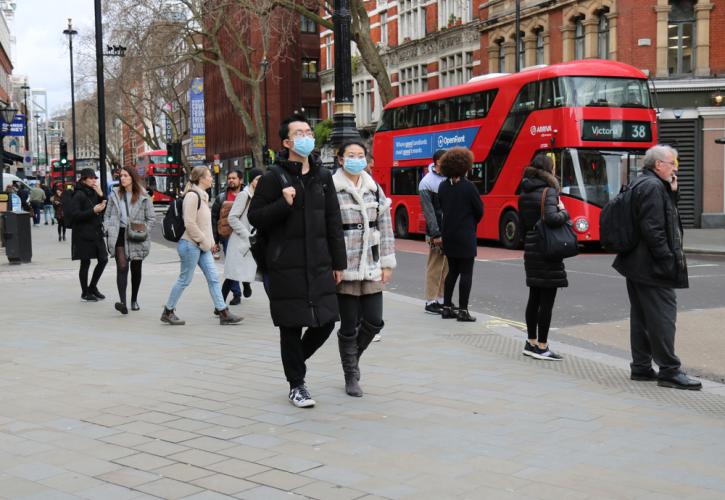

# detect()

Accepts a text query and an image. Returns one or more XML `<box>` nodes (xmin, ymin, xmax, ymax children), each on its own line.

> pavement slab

<box><xmin>1</xmin><ymin>225</ymin><xmax>725</xmax><ymax>498</ymax></box>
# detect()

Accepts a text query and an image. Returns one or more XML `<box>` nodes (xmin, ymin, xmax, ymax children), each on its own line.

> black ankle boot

<box><xmin>338</xmin><ymin>332</ymin><xmax>362</xmax><ymax>397</ymax></box>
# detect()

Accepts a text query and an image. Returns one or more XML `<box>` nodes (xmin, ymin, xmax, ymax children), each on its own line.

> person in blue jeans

<box><xmin>161</xmin><ymin>166</ymin><xmax>243</xmax><ymax>326</ymax></box>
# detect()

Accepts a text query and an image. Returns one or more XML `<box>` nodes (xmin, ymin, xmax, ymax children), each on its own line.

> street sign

<box><xmin>22</xmin><ymin>151</ymin><xmax>32</xmax><ymax>166</ymax></box>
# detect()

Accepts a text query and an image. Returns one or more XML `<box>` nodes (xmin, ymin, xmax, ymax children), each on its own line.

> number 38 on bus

<box><xmin>371</xmin><ymin>60</ymin><xmax>656</xmax><ymax>248</ymax></box>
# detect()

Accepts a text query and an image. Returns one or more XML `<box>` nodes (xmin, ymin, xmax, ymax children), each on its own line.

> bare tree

<box><xmin>274</xmin><ymin>0</ymin><xmax>395</xmax><ymax>106</ymax></box>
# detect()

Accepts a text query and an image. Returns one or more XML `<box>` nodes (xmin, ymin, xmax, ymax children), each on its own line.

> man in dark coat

<box><xmin>69</xmin><ymin>168</ymin><xmax>108</xmax><ymax>302</ymax></box>
<box><xmin>211</xmin><ymin>170</ymin><xmax>245</xmax><ymax>304</ymax></box>
<box><xmin>613</xmin><ymin>144</ymin><xmax>700</xmax><ymax>390</ymax></box>
<box><xmin>248</xmin><ymin>114</ymin><xmax>346</xmax><ymax>408</ymax></box>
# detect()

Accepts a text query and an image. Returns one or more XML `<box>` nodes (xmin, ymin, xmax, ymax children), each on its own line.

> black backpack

<box><xmin>599</xmin><ymin>178</ymin><xmax>645</xmax><ymax>254</ymax></box>
<box><xmin>162</xmin><ymin>191</ymin><xmax>201</xmax><ymax>242</ymax></box>
<box><xmin>60</xmin><ymin>190</ymin><xmax>76</xmax><ymax>229</ymax></box>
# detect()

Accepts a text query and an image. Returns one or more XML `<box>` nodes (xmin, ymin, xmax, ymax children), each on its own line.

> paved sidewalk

<box><xmin>684</xmin><ymin>228</ymin><xmax>725</xmax><ymax>255</ymax></box>
<box><xmin>1</xmin><ymin>225</ymin><xmax>725</xmax><ymax>499</ymax></box>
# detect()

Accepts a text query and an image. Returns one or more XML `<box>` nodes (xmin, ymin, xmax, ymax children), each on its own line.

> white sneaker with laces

<box><xmin>288</xmin><ymin>385</ymin><xmax>316</xmax><ymax>408</ymax></box>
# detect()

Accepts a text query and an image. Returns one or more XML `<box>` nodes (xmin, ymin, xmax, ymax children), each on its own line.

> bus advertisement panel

<box><xmin>372</xmin><ymin>60</ymin><xmax>657</xmax><ymax>248</ymax></box>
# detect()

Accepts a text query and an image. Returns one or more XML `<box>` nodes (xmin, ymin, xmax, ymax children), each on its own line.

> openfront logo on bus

<box><xmin>437</xmin><ymin>133</ymin><xmax>467</xmax><ymax>148</ymax></box>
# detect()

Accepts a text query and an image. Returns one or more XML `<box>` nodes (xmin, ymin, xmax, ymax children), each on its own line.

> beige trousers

<box><xmin>425</xmin><ymin>245</ymin><xmax>448</xmax><ymax>302</ymax></box>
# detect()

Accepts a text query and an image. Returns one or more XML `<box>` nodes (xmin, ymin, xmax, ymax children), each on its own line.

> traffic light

<box><xmin>59</xmin><ymin>139</ymin><xmax>68</xmax><ymax>167</ymax></box>
<box><xmin>166</xmin><ymin>142</ymin><xmax>181</xmax><ymax>164</ymax></box>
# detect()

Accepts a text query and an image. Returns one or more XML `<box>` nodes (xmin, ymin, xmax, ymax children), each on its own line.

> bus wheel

<box><xmin>499</xmin><ymin>210</ymin><xmax>523</xmax><ymax>250</ymax></box>
<box><xmin>395</xmin><ymin>206</ymin><xmax>410</xmax><ymax>239</ymax></box>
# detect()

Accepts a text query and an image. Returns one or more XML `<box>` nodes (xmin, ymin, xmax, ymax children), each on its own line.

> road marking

<box><xmin>689</xmin><ymin>264</ymin><xmax>719</xmax><ymax>268</ymax></box>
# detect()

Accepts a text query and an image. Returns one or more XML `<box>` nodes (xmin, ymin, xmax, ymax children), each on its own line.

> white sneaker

<box><xmin>288</xmin><ymin>385</ymin><xmax>315</xmax><ymax>408</ymax></box>
<box><xmin>372</xmin><ymin>334</ymin><xmax>382</xmax><ymax>342</ymax></box>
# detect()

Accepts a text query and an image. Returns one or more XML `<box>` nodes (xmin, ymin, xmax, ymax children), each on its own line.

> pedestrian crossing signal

<box><xmin>59</xmin><ymin>139</ymin><xmax>68</xmax><ymax>165</ymax></box>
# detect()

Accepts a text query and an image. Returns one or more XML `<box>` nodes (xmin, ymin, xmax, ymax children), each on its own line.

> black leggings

<box><xmin>338</xmin><ymin>292</ymin><xmax>384</xmax><ymax>338</ymax></box>
<box><xmin>79</xmin><ymin>258</ymin><xmax>107</xmax><ymax>293</ymax></box>
<box><xmin>115</xmin><ymin>228</ymin><xmax>142</xmax><ymax>304</ymax></box>
<box><xmin>57</xmin><ymin>219</ymin><xmax>66</xmax><ymax>238</ymax></box>
<box><xmin>443</xmin><ymin>256</ymin><xmax>474</xmax><ymax>310</ymax></box>
<box><xmin>525</xmin><ymin>287</ymin><xmax>558</xmax><ymax>344</ymax></box>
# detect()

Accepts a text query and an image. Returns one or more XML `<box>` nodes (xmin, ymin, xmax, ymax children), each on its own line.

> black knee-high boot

<box><xmin>337</xmin><ymin>331</ymin><xmax>362</xmax><ymax>397</ymax></box>
<box><xmin>354</xmin><ymin>319</ymin><xmax>384</xmax><ymax>382</ymax></box>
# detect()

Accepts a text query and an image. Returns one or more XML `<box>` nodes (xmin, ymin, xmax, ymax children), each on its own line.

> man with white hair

<box><xmin>613</xmin><ymin>144</ymin><xmax>701</xmax><ymax>390</ymax></box>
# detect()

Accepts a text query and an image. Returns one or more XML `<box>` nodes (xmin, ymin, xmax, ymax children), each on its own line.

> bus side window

<box><xmin>467</xmin><ymin>162</ymin><xmax>488</xmax><ymax>194</ymax></box>
<box><xmin>394</xmin><ymin>107</ymin><xmax>407</xmax><ymax>129</ymax></box>
<box><xmin>391</xmin><ymin>167</ymin><xmax>422</xmax><ymax>196</ymax></box>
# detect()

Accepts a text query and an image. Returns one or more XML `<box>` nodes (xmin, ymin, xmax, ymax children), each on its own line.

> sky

<box><xmin>12</xmin><ymin>0</ymin><xmax>96</xmax><ymax>115</ymax></box>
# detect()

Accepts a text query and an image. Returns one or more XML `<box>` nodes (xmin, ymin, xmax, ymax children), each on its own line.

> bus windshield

<box><xmin>559</xmin><ymin>149</ymin><xmax>646</xmax><ymax>207</ymax></box>
<box><xmin>560</xmin><ymin>77</ymin><xmax>650</xmax><ymax>108</ymax></box>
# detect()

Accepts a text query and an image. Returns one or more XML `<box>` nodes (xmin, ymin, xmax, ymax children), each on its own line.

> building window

<box><xmin>300</xmin><ymin>14</ymin><xmax>317</xmax><ymax>33</ymax></box>
<box><xmin>574</xmin><ymin>17</ymin><xmax>585</xmax><ymax>60</ymax></box>
<box><xmin>439</xmin><ymin>0</ymin><xmax>473</xmax><ymax>25</ymax></box>
<box><xmin>440</xmin><ymin>51</ymin><xmax>474</xmax><ymax>87</ymax></box>
<box><xmin>535</xmin><ymin>29</ymin><xmax>545</xmax><ymax>65</ymax></box>
<box><xmin>353</xmin><ymin>79</ymin><xmax>375</xmax><ymax>125</ymax></box>
<box><xmin>325</xmin><ymin>90</ymin><xmax>333</xmax><ymax>118</ymax></box>
<box><xmin>324</xmin><ymin>35</ymin><xmax>333</xmax><ymax>69</ymax></box>
<box><xmin>517</xmin><ymin>32</ymin><xmax>525</xmax><ymax>69</ymax></box>
<box><xmin>598</xmin><ymin>12</ymin><xmax>609</xmax><ymax>59</ymax></box>
<box><xmin>668</xmin><ymin>0</ymin><xmax>695</xmax><ymax>75</ymax></box>
<box><xmin>399</xmin><ymin>64</ymin><xmax>427</xmax><ymax>96</ymax></box>
<box><xmin>305</xmin><ymin>107</ymin><xmax>321</xmax><ymax>126</ymax></box>
<box><xmin>380</xmin><ymin>11</ymin><xmax>388</xmax><ymax>46</ymax></box>
<box><xmin>302</xmin><ymin>59</ymin><xmax>319</xmax><ymax>79</ymax></box>
<box><xmin>497</xmin><ymin>40</ymin><xmax>505</xmax><ymax>73</ymax></box>
<box><xmin>399</xmin><ymin>0</ymin><xmax>425</xmax><ymax>42</ymax></box>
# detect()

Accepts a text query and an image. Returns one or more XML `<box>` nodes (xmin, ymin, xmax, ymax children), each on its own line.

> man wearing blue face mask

<box><xmin>248</xmin><ymin>114</ymin><xmax>347</xmax><ymax>408</ymax></box>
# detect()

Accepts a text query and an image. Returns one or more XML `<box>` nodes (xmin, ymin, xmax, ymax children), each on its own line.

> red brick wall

<box><xmin>711</xmin><ymin>2</ymin><xmax>725</xmax><ymax>74</ymax></box>
<box><xmin>548</xmin><ymin>10</ymin><xmax>563</xmax><ymax>65</ymax></box>
<box><xmin>616</xmin><ymin>0</ymin><xmax>657</xmax><ymax>73</ymax></box>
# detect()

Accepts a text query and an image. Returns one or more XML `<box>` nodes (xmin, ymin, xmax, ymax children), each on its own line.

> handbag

<box><xmin>123</xmin><ymin>192</ymin><xmax>148</xmax><ymax>242</ymax></box>
<box><xmin>534</xmin><ymin>187</ymin><xmax>578</xmax><ymax>260</ymax></box>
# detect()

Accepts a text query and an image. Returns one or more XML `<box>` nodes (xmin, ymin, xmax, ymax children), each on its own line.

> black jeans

<box><xmin>279</xmin><ymin>322</ymin><xmax>335</xmax><ymax>389</ymax></box>
<box><xmin>525</xmin><ymin>287</ymin><xmax>558</xmax><ymax>344</ymax></box>
<box><xmin>626</xmin><ymin>278</ymin><xmax>681</xmax><ymax>378</ymax></box>
<box><xmin>443</xmin><ymin>256</ymin><xmax>474</xmax><ymax>310</ymax></box>
<box><xmin>337</xmin><ymin>292</ymin><xmax>383</xmax><ymax>338</ymax></box>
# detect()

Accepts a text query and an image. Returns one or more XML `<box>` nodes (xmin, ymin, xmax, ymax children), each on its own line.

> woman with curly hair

<box><xmin>438</xmin><ymin>147</ymin><xmax>484</xmax><ymax>322</ymax></box>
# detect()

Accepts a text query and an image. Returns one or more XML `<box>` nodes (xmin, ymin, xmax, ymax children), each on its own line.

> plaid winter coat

<box><xmin>333</xmin><ymin>169</ymin><xmax>396</xmax><ymax>282</ymax></box>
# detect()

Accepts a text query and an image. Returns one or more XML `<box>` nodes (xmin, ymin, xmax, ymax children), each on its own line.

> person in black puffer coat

<box><xmin>248</xmin><ymin>114</ymin><xmax>346</xmax><ymax>409</ymax></box>
<box><xmin>518</xmin><ymin>154</ymin><xmax>569</xmax><ymax>361</ymax></box>
<box><xmin>69</xmin><ymin>168</ymin><xmax>108</xmax><ymax>302</ymax></box>
<box><xmin>438</xmin><ymin>147</ymin><xmax>484</xmax><ymax>322</ymax></box>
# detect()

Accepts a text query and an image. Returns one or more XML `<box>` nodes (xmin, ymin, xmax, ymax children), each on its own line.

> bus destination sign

<box><xmin>581</xmin><ymin>120</ymin><xmax>652</xmax><ymax>142</ymax></box>
<box><xmin>393</xmin><ymin>127</ymin><xmax>479</xmax><ymax>161</ymax></box>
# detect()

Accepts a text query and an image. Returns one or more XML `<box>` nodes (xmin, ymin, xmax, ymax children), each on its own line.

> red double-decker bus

<box><xmin>49</xmin><ymin>159</ymin><xmax>76</xmax><ymax>188</ymax></box>
<box><xmin>372</xmin><ymin>60</ymin><xmax>657</xmax><ymax>248</ymax></box>
<box><xmin>136</xmin><ymin>150</ymin><xmax>183</xmax><ymax>203</ymax></box>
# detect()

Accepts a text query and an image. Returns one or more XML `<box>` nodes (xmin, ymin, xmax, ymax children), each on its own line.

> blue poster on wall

<box><xmin>393</xmin><ymin>126</ymin><xmax>479</xmax><ymax>161</ymax></box>
<box><xmin>189</xmin><ymin>78</ymin><xmax>206</xmax><ymax>156</ymax></box>
<box><xmin>0</xmin><ymin>114</ymin><xmax>26</xmax><ymax>136</ymax></box>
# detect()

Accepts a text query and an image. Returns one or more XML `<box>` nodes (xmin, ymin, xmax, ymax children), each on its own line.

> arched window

<box><xmin>668</xmin><ymin>0</ymin><xmax>695</xmax><ymax>75</ymax></box>
<box><xmin>535</xmin><ymin>28</ymin><xmax>545</xmax><ymax>65</ymax></box>
<box><xmin>497</xmin><ymin>39</ymin><xmax>505</xmax><ymax>72</ymax></box>
<box><xmin>517</xmin><ymin>31</ymin><xmax>525</xmax><ymax>69</ymax></box>
<box><xmin>597</xmin><ymin>12</ymin><xmax>609</xmax><ymax>59</ymax></box>
<box><xmin>574</xmin><ymin>16</ymin><xmax>585</xmax><ymax>60</ymax></box>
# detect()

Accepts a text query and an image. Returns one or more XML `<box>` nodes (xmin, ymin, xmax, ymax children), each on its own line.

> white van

<box><xmin>2</xmin><ymin>173</ymin><xmax>32</xmax><ymax>192</ymax></box>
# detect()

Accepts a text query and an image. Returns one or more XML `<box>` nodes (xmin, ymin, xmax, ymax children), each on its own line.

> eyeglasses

<box><xmin>290</xmin><ymin>130</ymin><xmax>314</xmax><ymax>139</ymax></box>
<box><xmin>658</xmin><ymin>160</ymin><xmax>676</xmax><ymax>166</ymax></box>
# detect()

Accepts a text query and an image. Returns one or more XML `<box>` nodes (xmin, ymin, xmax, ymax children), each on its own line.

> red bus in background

<box><xmin>50</xmin><ymin>159</ymin><xmax>76</xmax><ymax>187</ymax></box>
<box><xmin>371</xmin><ymin>60</ymin><xmax>657</xmax><ymax>248</ymax></box>
<box><xmin>136</xmin><ymin>150</ymin><xmax>183</xmax><ymax>203</ymax></box>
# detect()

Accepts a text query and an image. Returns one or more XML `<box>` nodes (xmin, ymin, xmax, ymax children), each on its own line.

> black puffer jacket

<box><xmin>248</xmin><ymin>152</ymin><xmax>346</xmax><ymax>328</ymax></box>
<box><xmin>518</xmin><ymin>167</ymin><xmax>570</xmax><ymax>288</ymax></box>
<box><xmin>613</xmin><ymin>169</ymin><xmax>688</xmax><ymax>289</ymax></box>
<box><xmin>70</xmin><ymin>183</ymin><xmax>107</xmax><ymax>261</ymax></box>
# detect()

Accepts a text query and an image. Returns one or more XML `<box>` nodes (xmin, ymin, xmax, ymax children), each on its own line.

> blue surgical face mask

<box><xmin>292</xmin><ymin>136</ymin><xmax>315</xmax><ymax>157</ymax></box>
<box><xmin>343</xmin><ymin>157</ymin><xmax>367</xmax><ymax>175</ymax></box>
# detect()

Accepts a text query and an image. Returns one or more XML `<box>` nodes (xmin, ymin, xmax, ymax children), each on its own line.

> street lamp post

<box><xmin>329</xmin><ymin>0</ymin><xmax>361</xmax><ymax>152</ymax></box>
<box><xmin>20</xmin><ymin>81</ymin><xmax>30</xmax><ymax>153</ymax></box>
<box><xmin>34</xmin><ymin>114</ymin><xmax>41</xmax><ymax>171</ymax></box>
<box><xmin>63</xmin><ymin>18</ymin><xmax>79</xmax><ymax>164</ymax></box>
<box><xmin>515</xmin><ymin>0</ymin><xmax>521</xmax><ymax>72</ymax></box>
<box><xmin>261</xmin><ymin>58</ymin><xmax>270</xmax><ymax>165</ymax></box>
<box><xmin>0</xmin><ymin>104</ymin><xmax>18</xmax><ymax>194</ymax></box>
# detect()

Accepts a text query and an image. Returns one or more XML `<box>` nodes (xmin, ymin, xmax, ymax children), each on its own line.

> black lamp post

<box><xmin>20</xmin><ymin>81</ymin><xmax>30</xmax><ymax>153</ymax></box>
<box><xmin>0</xmin><ymin>104</ymin><xmax>18</xmax><ymax>194</ymax></box>
<box><xmin>34</xmin><ymin>113</ymin><xmax>41</xmax><ymax>170</ymax></box>
<box><xmin>261</xmin><ymin>58</ymin><xmax>271</xmax><ymax>166</ymax></box>
<box><xmin>329</xmin><ymin>0</ymin><xmax>361</xmax><ymax>151</ymax></box>
<box><xmin>63</xmin><ymin>18</ymin><xmax>79</xmax><ymax>164</ymax></box>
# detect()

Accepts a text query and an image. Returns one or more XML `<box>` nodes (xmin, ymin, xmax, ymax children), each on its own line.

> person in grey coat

<box><xmin>104</xmin><ymin>167</ymin><xmax>156</xmax><ymax>314</ymax></box>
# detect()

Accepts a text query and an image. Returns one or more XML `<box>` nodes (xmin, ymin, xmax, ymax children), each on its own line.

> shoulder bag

<box><xmin>534</xmin><ymin>187</ymin><xmax>578</xmax><ymax>260</ymax></box>
<box><xmin>124</xmin><ymin>192</ymin><xmax>149</xmax><ymax>242</ymax></box>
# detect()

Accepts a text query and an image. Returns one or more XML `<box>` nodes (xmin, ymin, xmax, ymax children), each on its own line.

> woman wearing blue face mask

<box><xmin>333</xmin><ymin>141</ymin><xmax>397</xmax><ymax>397</ymax></box>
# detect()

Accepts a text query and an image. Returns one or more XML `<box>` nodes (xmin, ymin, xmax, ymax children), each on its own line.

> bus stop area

<box><xmin>1</xmin><ymin>227</ymin><xmax>725</xmax><ymax>499</ymax></box>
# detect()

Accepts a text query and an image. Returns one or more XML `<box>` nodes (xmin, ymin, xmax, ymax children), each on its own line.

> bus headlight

<box><xmin>573</xmin><ymin>217</ymin><xmax>589</xmax><ymax>234</ymax></box>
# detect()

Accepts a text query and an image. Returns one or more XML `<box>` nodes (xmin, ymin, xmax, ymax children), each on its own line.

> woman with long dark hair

<box><xmin>517</xmin><ymin>154</ymin><xmax>569</xmax><ymax>361</ymax></box>
<box><xmin>104</xmin><ymin>167</ymin><xmax>156</xmax><ymax>314</ymax></box>
<box><xmin>438</xmin><ymin>147</ymin><xmax>483</xmax><ymax>322</ymax></box>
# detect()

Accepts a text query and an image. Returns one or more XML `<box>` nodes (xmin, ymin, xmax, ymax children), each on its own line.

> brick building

<box><xmin>203</xmin><ymin>10</ymin><xmax>322</xmax><ymax>175</ymax></box>
<box><xmin>322</xmin><ymin>0</ymin><xmax>725</xmax><ymax>228</ymax></box>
